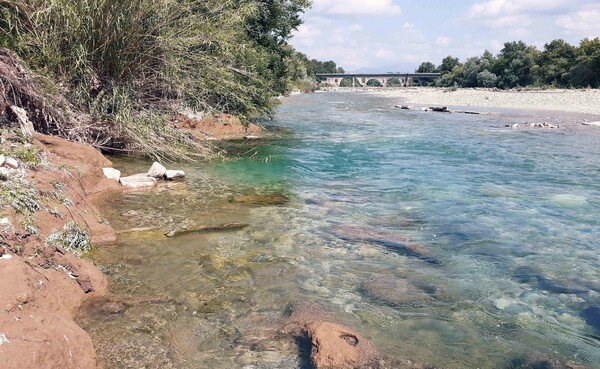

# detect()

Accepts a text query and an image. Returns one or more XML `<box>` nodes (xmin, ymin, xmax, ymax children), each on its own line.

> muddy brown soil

<box><xmin>0</xmin><ymin>134</ymin><xmax>121</xmax><ymax>369</ymax></box>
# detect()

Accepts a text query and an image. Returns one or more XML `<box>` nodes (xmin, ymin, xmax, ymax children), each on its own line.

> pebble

<box><xmin>4</xmin><ymin>157</ymin><xmax>18</xmax><ymax>169</ymax></box>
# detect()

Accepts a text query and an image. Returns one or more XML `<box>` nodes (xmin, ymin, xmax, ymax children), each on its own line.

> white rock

<box><xmin>147</xmin><ymin>162</ymin><xmax>167</xmax><ymax>178</ymax></box>
<box><xmin>0</xmin><ymin>167</ymin><xmax>12</xmax><ymax>179</ymax></box>
<box><xmin>1</xmin><ymin>254</ymin><xmax>13</xmax><ymax>260</ymax></box>
<box><xmin>582</xmin><ymin>121</ymin><xmax>600</xmax><ymax>126</ymax></box>
<box><xmin>102</xmin><ymin>167</ymin><xmax>121</xmax><ymax>181</ymax></box>
<box><xmin>0</xmin><ymin>155</ymin><xmax>5</xmax><ymax>166</ymax></box>
<box><xmin>165</xmin><ymin>170</ymin><xmax>185</xmax><ymax>180</ymax></box>
<box><xmin>119</xmin><ymin>175</ymin><xmax>157</xmax><ymax>188</ymax></box>
<box><xmin>4</xmin><ymin>157</ymin><xmax>18</xmax><ymax>169</ymax></box>
<box><xmin>0</xmin><ymin>218</ymin><xmax>11</xmax><ymax>226</ymax></box>
<box><xmin>512</xmin><ymin>123</ymin><xmax>519</xmax><ymax>128</ymax></box>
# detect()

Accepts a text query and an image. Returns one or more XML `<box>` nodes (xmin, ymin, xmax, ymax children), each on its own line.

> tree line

<box><xmin>416</xmin><ymin>38</ymin><xmax>600</xmax><ymax>89</ymax></box>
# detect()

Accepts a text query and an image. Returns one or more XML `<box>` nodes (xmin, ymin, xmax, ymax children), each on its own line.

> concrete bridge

<box><xmin>315</xmin><ymin>73</ymin><xmax>441</xmax><ymax>87</ymax></box>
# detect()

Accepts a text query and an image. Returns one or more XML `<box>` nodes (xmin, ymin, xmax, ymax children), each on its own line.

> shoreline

<box><xmin>320</xmin><ymin>87</ymin><xmax>600</xmax><ymax>119</ymax></box>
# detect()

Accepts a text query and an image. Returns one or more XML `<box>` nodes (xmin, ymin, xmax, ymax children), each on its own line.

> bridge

<box><xmin>315</xmin><ymin>73</ymin><xmax>441</xmax><ymax>87</ymax></box>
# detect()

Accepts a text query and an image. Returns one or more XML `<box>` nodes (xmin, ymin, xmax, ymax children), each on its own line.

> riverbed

<box><xmin>78</xmin><ymin>92</ymin><xmax>600</xmax><ymax>368</ymax></box>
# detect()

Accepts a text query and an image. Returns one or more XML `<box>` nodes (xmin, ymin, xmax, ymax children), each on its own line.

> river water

<box><xmin>79</xmin><ymin>92</ymin><xmax>600</xmax><ymax>368</ymax></box>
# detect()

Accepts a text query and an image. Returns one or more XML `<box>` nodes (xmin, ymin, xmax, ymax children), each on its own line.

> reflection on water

<box><xmin>78</xmin><ymin>92</ymin><xmax>600</xmax><ymax>369</ymax></box>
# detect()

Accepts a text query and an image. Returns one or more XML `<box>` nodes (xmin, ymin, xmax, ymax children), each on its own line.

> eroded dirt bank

<box><xmin>0</xmin><ymin>132</ymin><xmax>120</xmax><ymax>369</ymax></box>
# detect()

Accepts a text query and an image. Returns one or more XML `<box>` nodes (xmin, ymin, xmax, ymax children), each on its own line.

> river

<box><xmin>78</xmin><ymin>92</ymin><xmax>600</xmax><ymax>368</ymax></box>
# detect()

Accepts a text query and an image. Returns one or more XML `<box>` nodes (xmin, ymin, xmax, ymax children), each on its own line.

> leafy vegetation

<box><xmin>45</xmin><ymin>222</ymin><xmax>91</xmax><ymax>256</ymax></box>
<box><xmin>0</xmin><ymin>0</ymin><xmax>339</xmax><ymax>159</ymax></box>
<box><xmin>417</xmin><ymin>38</ymin><xmax>600</xmax><ymax>89</ymax></box>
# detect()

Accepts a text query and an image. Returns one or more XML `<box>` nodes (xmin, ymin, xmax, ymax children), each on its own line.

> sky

<box><xmin>290</xmin><ymin>0</ymin><xmax>600</xmax><ymax>73</ymax></box>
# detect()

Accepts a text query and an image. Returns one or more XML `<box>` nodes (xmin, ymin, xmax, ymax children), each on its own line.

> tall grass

<box><xmin>0</xmin><ymin>0</ymin><xmax>279</xmax><ymax>160</ymax></box>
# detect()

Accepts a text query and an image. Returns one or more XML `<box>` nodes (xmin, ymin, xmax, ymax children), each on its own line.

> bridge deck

<box><xmin>316</xmin><ymin>73</ymin><xmax>440</xmax><ymax>78</ymax></box>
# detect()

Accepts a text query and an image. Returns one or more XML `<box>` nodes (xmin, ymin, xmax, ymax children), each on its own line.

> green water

<box><xmin>79</xmin><ymin>92</ymin><xmax>600</xmax><ymax>368</ymax></box>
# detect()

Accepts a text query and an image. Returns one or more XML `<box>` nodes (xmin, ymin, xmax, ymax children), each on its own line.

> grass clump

<box><xmin>0</xmin><ymin>0</ymin><xmax>313</xmax><ymax>160</ymax></box>
<box><xmin>0</xmin><ymin>178</ymin><xmax>41</xmax><ymax>214</ymax></box>
<box><xmin>45</xmin><ymin>222</ymin><xmax>91</xmax><ymax>256</ymax></box>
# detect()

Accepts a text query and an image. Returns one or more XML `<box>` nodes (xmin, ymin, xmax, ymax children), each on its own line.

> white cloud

<box><xmin>312</xmin><ymin>0</ymin><xmax>401</xmax><ymax>16</ymax></box>
<box><xmin>469</xmin><ymin>0</ymin><xmax>572</xmax><ymax>17</ymax></box>
<box><xmin>403</xmin><ymin>22</ymin><xmax>414</xmax><ymax>28</ymax></box>
<box><xmin>556</xmin><ymin>4</ymin><xmax>600</xmax><ymax>37</ymax></box>
<box><xmin>293</xmin><ymin>24</ymin><xmax>322</xmax><ymax>47</ymax></box>
<box><xmin>435</xmin><ymin>36</ymin><xmax>450</xmax><ymax>47</ymax></box>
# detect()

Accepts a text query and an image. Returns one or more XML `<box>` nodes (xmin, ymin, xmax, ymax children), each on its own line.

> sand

<box><xmin>371</xmin><ymin>87</ymin><xmax>600</xmax><ymax>116</ymax></box>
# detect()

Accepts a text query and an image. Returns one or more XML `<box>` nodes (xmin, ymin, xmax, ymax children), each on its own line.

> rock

<box><xmin>0</xmin><ymin>167</ymin><xmax>12</xmax><ymax>180</ymax></box>
<box><xmin>581</xmin><ymin>121</ymin><xmax>600</xmax><ymax>127</ymax></box>
<box><xmin>243</xmin><ymin>135</ymin><xmax>261</xmax><ymax>140</ymax></box>
<box><xmin>102</xmin><ymin>167</ymin><xmax>121</xmax><ymax>181</ymax></box>
<box><xmin>307</xmin><ymin>321</ymin><xmax>382</xmax><ymax>369</ymax></box>
<box><xmin>429</xmin><ymin>106</ymin><xmax>449</xmax><ymax>112</ymax></box>
<box><xmin>332</xmin><ymin>225</ymin><xmax>439</xmax><ymax>264</ymax></box>
<box><xmin>4</xmin><ymin>157</ymin><xmax>18</xmax><ymax>169</ymax></box>
<box><xmin>165</xmin><ymin>222</ymin><xmax>249</xmax><ymax>237</ymax></box>
<box><xmin>1</xmin><ymin>254</ymin><xmax>13</xmax><ymax>260</ymax></box>
<box><xmin>147</xmin><ymin>161</ymin><xmax>167</xmax><ymax>178</ymax></box>
<box><xmin>119</xmin><ymin>175</ymin><xmax>157</xmax><ymax>188</ymax></box>
<box><xmin>363</xmin><ymin>277</ymin><xmax>431</xmax><ymax>306</ymax></box>
<box><xmin>9</xmin><ymin>105</ymin><xmax>35</xmax><ymax>138</ymax></box>
<box><xmin>512</xmin><ymin>123</ymin><xmax>519</xmax><ymax>128</ymax></box>
<box><xmin>165</xmin><ymin>169</ymin><xmax>185</xmax><ymax>180</ymax></box>
<box><xmin>232</xmin><ymin>194</ymin><xmax>290</xmax><ymax>205</ymax></box>
<box><xmin>0</xmin><ymin>155</ymin><xmax>4</xmax><ymax>166</ymax></box>
<box><xmin>580</xmin><ymin>306</ymin><xmax>600</xmax><ymax>332</ymax></box>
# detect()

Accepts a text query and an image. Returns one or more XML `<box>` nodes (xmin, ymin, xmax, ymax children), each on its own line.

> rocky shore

<box><xmin>372</xmin><ymin>87</ymin><xmax>600</xmax><ymax>116</ymax></box>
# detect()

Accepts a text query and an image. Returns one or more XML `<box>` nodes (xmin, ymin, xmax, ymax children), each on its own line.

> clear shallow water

<box><xmin>79</xmin><ymin>92</ymin><xmax>600</xmax><ymax>368</ymax></box>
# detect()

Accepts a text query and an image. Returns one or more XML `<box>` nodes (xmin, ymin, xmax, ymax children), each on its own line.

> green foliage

<box><xmin>428</xmin><ymin>38</ymin><xmax>600</xmax><ymax>89</ymax></box>
<box><xmin>0</xmin><ymin>0</ymin><xmax>325</xmax><ymax>158</ymax></box>
<box><xmin>416</xmin><ymin>61</ymin><xmax>438</xmax><ymax>73</ymax></box>
<box><xmin>45</xmin><ymin>222</ymin><xmax>91</xmax><ymax>256</ymax></box>
<box><xmin>0</xmin><ymin>178</ymin><xmax>41</xmax><ymax>214</ymax></box>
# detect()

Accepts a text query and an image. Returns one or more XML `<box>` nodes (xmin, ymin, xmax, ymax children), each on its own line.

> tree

<box><xmin>536</xmin><ymin>39</ymin><xmax>578</xmax><ymax>86</ymax></box>
<box><xmin>494</xmin><ymin>41</ymin><xmax>540</xmax><ymax>88</ymax></box>
<box><xmin>568</xmin><ymin>37</ymin><xmax>600</xmax><ymax>88</ymax></box>
<box><xmin>416</xmin><ymin>61</ymin><xmax>438</xmax><ymax>73</ymax></box>
<box><xmin>477</xmin><ymin>70</ymin><xmax>498</xmax><ymax>87</ymax></box>
<box><xmin>438</xmin><ymin>56</ymin><xmax>461</xmax><ymax>74</ymax></box>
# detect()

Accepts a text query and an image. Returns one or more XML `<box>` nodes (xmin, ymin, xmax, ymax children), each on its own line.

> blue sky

<box><xmin>290</xmin><ymin>0</ymin><xmax>600</xmax><ymax>72</ymax></box>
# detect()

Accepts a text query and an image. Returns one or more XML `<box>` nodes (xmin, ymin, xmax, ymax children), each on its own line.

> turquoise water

<box><xmin>80</xmin><ymin>92</ymin><xmax>600</xmax><ymax>368</ymax></box>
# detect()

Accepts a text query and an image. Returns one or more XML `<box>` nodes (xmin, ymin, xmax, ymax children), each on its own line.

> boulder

<box><xmin>147</xmin><ymin>161</ymin><xmax>167</xmax><ymax>178</ymax></box>
<box><xmin>119</xmin><ymin>175</ymin><xmax>157</xmax><ymax>188</ymax></box>
<box><xmin>4</xmin><ymin>157</ymin><xmax>18</xmax><ymax>169</ymax></box>
<box><xmin>307</xmin><ymin>321</ymin><xmax>382</xmax><ymax>369</ymax></box>
<box><xmin>0</xmin><ymin>155</ymin><xmax>5</xmax><ymax>166</ymax></box>
<box><xmin>165</xmin><ymin>169</ymin><xmax>185</xmax><ymax>180</ymax></box>
<box><xmin>102</xmin><ymin>167</ymin><xmax>121</xmax><ymax>181</ymax></box>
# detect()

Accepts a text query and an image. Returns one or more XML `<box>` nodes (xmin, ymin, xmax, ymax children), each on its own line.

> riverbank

<box><xmin>369</xmin><ymin>87</ymin><xmax>600</xmax><ymax>116</ymax></box>
<box><xmin>0</xmin><ymin>132</ymin><xmax>121</xmax><ymax>368</ymax></box>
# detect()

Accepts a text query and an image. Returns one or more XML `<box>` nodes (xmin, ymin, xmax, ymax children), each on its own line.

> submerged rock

<box><xmin>165</xmin><ymin>222</ymin><xmax>249</xmax><ymax>237</ymax></box>
<box><xmin>580</xmin><ymin>306</ymin><xmax>600</xmax><ymax>332</ymax></box>
<box><xmin>232</xmin><ymin>194</ymin><xmax>290</xmax><ymax>205</ymax></box>
<box><xmin>332</xmin><ymin>225</ymin><xmax>439</xmax><ymax>264</ymax></box>
<box><xmin>363</xmin><ymin>277</ymin><xmax>432</xmax><ymax>306</ymax></box>
<box><xmin>513</xmin><ymin>266</ymin><xmax>589</xmax><ymax>295</ymax></box>
<box><xmin>119</xmin><ymin>174</ymin><xmax>157</xmax><ymax>188</ymax></box>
